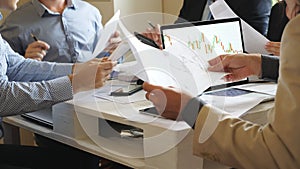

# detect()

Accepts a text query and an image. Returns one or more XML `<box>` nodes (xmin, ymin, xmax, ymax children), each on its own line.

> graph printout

<box><xmin>162</xmin><ymin>20</ymin><xmax>244</xmax><ymax>61</ymax></box>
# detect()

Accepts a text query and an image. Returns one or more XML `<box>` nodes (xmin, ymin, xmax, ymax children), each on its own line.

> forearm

<box><xmin>8</xmin><ymin>59</ymin><xmax>73</xmax><ymax>82</ymax></box>
<box><xmin>0</xmin><ymin>77</ymin><xmax>73</xmax><ymax>116</ymax></box>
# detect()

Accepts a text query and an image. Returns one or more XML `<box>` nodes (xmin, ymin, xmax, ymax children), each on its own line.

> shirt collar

<box><xmin>32</xmin><ymin>0</ymin><xmax>77</xmax><ymax>17</ymax></box>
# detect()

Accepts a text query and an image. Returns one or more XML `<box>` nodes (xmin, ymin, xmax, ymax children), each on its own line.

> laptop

<box><xmin>160</xmin><ymin>18</ymin><xmax>274</xmax><ymax>105</ymax></box>
<box><xmin>21</xmin><ymin>108</ymin><xmax>53</xmax><ymax>129</ymax></box>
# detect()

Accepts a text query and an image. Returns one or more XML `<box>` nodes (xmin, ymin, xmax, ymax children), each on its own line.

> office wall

<box><xmin>162</xmin><ymin>0</ymin><xmax>183</xmax><ymax>18</ymax></box>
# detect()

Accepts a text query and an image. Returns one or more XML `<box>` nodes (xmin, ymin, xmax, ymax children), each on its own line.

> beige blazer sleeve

<box><xmin>192</xmin><ymin>15</ymin><xmax>300</xmax><ymax>169</ymax></box>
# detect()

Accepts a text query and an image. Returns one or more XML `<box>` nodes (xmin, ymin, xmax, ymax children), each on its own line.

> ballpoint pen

<box><xmin>30</xmin><ymin>33</ymin><xmax>49</xmax><ymax>55</ymax></box>
<box><xmin>148</xmin><ymin>21</ymin><xmax>156</xmax><ymax>29</ymax></box>
<box><xmin>134</xmin><ymin>32</ymin><xmax>160</xmax><ymax>49</ymax></box>
<box><xmin>30</xmin><ymin>33</ymin><xmax>39</xmax><ymax>41</ymax></box>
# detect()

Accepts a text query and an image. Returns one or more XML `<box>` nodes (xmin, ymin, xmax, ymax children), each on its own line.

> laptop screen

<box><xmin>161</xmin><ymin>17</ymin><xmax>247</xmax><ymax>89</ymax></box>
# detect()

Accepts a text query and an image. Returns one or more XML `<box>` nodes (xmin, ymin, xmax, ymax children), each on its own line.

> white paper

<box><xmin>210</xmin><ymin>0</ymin><xmax>270</xmax><ymax>54</ymax></box>
<box><xmin>108</xmin><ymin>41</ymin><xmax>130</xmax><ymax>61</ymax></box>
<box><xmin>200</xmin><ymin>92</ymin><xmax>268</xmax><ymax>117</ymax></box>
<box><xmin>92</xmin><ymin>10</ymin><xmax>120</xmax><ymax>58</ymax></box>
<box><xmin>119</xmin><ymin>21</ymin><xmax>225</xmax><ymax>96</ymax></box>
<box><xmin>234</xmin><ymin>83</ymin><xmax>278</xmax><ymax>96</ymax></box>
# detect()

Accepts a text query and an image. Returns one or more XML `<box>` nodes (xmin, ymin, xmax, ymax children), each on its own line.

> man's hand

<box><xmin>265</xmin><ymin>41</ymin><xmax>281</xmax><ymax>56</ymax></box>
<box><xmin>143</xmin><ymin>82</ymin><xmax>192</xmax><ymax>120</ymax></box>
<box><xmin>142</xmin><ymin>24</ymin><xmax>163</xmax><ymax>49</ymax></box>
<box><xmin>69</xmin><ymin>58</ymin><xmax>116</xmax><ymax>94</ymax></box>
<box><xmin>25</xmin><ymin>41</ymin><xmax>50</xmax><ymax>61</ymax></box>
<box><xmin>103</xmin><ymin>31</ymin><xmax>122</xmax><ymax>54</ymax></box>
<box><xmin>208</xmin><ymin>53</ymin><xmax>262</xmax><ymax>81</ymax></box>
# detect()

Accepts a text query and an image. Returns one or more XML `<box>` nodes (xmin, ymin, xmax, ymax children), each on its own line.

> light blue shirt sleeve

<box><xmin>0</xmin><ymin>35</ymin><xmax>74</xmax><ymax>116</ymax></box>
<box><xmin>0</xmin><ymin>0</ymin><xmax>103</xmax><ymax>63</ymax></box>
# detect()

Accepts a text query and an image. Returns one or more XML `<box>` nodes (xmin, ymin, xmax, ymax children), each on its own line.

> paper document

<box><xmin>92</xmin><ymin>10</ymin><xmax>120</xmax><ymax>58</ymax></box>
<box><xmin>118</xmin><ymin>21</ymin><xmax>225</xmax><ymax>96</ymax></box>
<box><xmin>108</xmin><ymin>41</ymin><xmax>130</xmax><ymax>61</ymax></box>
<box><xmin>200</xmin><ymin>92</ymin><xmax>269</xmax><ymax>117</ymax></box>
<box><xmin>234</xmin><ymin>83</ymin><xmax>278</xmax><ymax>96</ymax></box>
<box><xmin>210</xmin><ymin>0</ymin><xmax>270</xmax><ymax>54</ymax></box>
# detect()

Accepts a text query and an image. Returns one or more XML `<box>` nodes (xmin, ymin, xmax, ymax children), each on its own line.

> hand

<box><xmin>69</xmin><ymin>58</ymin><xmax>116</xmax><ymax>93</ymax></box>
<box><xmin>104</xmin><ymin>31</ymin><xmax>122</xmax><ymax>54</ymax></box>
<box><xmin>265</xmin><ymin>41</ymin><xmax>280</xmax><ymax>56</ymax></box>
<box><xmin>142</xmin><ymin>24</ymin><xmax>163</xmax><ymax>49</ymax></box>
<box><xmin>208</xmin><ymin>53</ymin><xmax>262</xmax><ymax>81</ymax></box>
<box><xmin>25</xmin><ymin>41</ymin><xmax>50</xmax><ymax>61</ymax></box>
<box><xmin>143</xmin><ymin>82</ymin><xmax>192</xmax><ymax>120</ymax></box>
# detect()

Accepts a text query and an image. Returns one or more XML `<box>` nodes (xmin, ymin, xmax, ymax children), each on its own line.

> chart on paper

<box><xmin>162</xmin><ymin>20</ymin><xmax>244</xmax><ymax>61</ymax></box>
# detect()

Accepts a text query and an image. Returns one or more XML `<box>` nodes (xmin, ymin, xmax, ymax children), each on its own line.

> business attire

<box><xmin>0</xmin><ymin>0</ymin><xmax>103</xmax><ymax>63</ymax></box>
<box><xmin>0</xmin><ymin>7</ymin><xmax>108</xmax><ymax>167</ymax></box>
<box><xmin>267</xmin><ymin>1</ymin><xmax>289</xmax><ymax>41</ymax></box>
<box><xmin>181</xmin><ymin>15</ymin><xmax>300</xmax><ymax>168</ymax></box>
<box><xmin>0</xmin><ymin>1</ymin><xmax>106</xmax><ymax>167</ymax></box>
<box><xmin>0</xmin><ymin>35</ymin><xmax>73</xmax><ymax>116</ymax></box>
<box><xmin>175</xmin><ymin>0</ymin><xmax>272</xmax><ymax>36</ymax></box>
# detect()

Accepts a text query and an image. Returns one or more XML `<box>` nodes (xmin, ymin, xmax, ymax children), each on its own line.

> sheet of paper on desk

<box><xmin>210</xmin><ymin>0</ymin><xmax>269</xmax><ymax>54</ymax></box>
<box><xmin>234</xmin><ymin>83</ymin><xmax>278</xmax><ymax>96</ymax></box>
<box><xmin>119</xmin><ymin>21</ymin><xmax>225</xmax><ymax>96</ymax></box>
<box><xmin>200</xmin><ymin>92</ymin><xmax>268</xmax><ymax>117</ymax></box>
<box><xmin>92</xmin><ymin>10</ymin><xmax>120</xmax><ymax>58</ymax></box>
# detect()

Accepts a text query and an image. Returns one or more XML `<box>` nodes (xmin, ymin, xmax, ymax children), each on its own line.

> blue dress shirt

<box><xmin>0</xmin><ymin>0</ymin><xmax>103</xmax><ymax>63</ymax></box>
<box><xmin>0</xmin><ymin>30</ymin><xmax>74</xmax><ymax>116</ymax></box>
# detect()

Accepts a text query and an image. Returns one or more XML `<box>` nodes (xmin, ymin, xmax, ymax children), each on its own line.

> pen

<box><xmin>30</xmin><ymin>33</ymin><xmax>48</xmax><ymax>54</ymax></box>
<box><xmin>30</xmin><ymin>33</ymin><xmax>39</xmax><ymax>41</ymax></box>
<box><xmin>148</xmin><ymin>21</ymin><xmax>156</xmax><ymax>29</ymax></box>
<box><xmin>134</xmin><ymin>32</ymin><xmax>160</xmax><ymax>49</ymax></box>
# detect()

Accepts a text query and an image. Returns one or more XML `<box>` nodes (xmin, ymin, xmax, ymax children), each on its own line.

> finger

<box><xmin>25</xmin><ymin>52</ymin><xmax>44</xmax><ymax>60</ymax></box>
<box><xmin>265</xmin><ymin>47</ymin><xmax>280</xmax><ymax>56</ymax></box>
<box><xmin>99</xmin><ymin>61</ymin><xmax>115</xmax><ymax>70</ymax></box>
<box><xmin>29</xmin><ymin>41</ymin><xmax>50</xmax><ymax>50</ymax></box>
<box><xmin>208</xmin><ymin>62</ymin><xmax>226</xmax><ymax>72</ymax></box>
<box><xmin>147</xmin><ymin>90</ymin><xmax>165</xmax><ymax>109</ymax></box>
<box><xmin>155</xmin><ymin>24</ymin><xmax>161</xmax><ymax>34</ymax></box>
<box><xmin>26</xmin><ymin>46</ymin><xmax>48</xmax><ymax>54</ymax></box>
<box><xmin>143</xmin><ymin>82</ymin><xmax>163</xmax><ymax>93</ymax></box>
<box><xmin>145</xmin><ymin>91</ymin><xmax>150</xmax><ymax>100</ymax></box>
<box><xmin>101</xmin><ymin>57</ymin><xmax>109</xmax><ymax>62</ymax></box>
<box><xmin>110</xmin><ymin>37</ymin><xmax>122</xmax><ymax>44</ymax></box>
<box><xmin>208</xmin><ymin>54</ymin><xmax>226</xmax><ymax>66</ymax></box>
<box><xmin>113</xmin><ymin>31</ymin><xmax>120</xmax><ymax>37</ymax></box>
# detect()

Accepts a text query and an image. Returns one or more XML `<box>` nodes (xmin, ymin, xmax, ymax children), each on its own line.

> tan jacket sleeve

<box><xmin>192</xmin><ymin>15</ymin><xmax>300</xmax><ymax>169</ymax></box>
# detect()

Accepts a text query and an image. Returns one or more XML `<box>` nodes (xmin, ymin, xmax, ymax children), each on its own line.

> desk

<box><xmin>3</xmin><ymin>91</ymin><xmax>274</xmax><ymax>169</ymax></box>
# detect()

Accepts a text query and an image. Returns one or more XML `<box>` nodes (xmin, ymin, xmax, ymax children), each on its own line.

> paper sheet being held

<box><xmin>92</xmin><ymin>10</ymin><xmax>121</xmax><ymax>59</ymax></box>
<box><xmin>118</xmin><ymin>21</ymin><xmax>225</xmax><ymax>96</ymax></box>
<box><xmin>209</xmin><ymin>0</ymin><xmax>269</xmax><ymax>54</ymax></box>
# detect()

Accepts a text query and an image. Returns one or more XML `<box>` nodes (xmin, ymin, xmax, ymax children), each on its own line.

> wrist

<box><xmin>250</xmin><ymin>54</ymin><xmax>262</xmax><ymax>76</ymax></box>
<box><xmin>68</xmin><ymin>74</ymin><xmax>78</xmax><ymax>94</ymax></box>
<box><xmin>72</xmin><ymin>64</ymin><xmax>75</xmax><ymax>74</ymax></box>
<box><xmin>181</xmin><ymin>97</ymin><xmax>205</xmax><ymax>128</ymax></box>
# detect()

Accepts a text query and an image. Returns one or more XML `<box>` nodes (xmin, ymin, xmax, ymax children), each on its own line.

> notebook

<box><xmin>160</xmin><ymin>17</ymin><xmax>247</xmax><ymax>90</ymax></box>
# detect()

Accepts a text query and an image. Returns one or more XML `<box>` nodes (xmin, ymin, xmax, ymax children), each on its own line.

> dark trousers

<box><xmin>0</xmin><ymin>143</ymin><xmax>100</xmax><ymax>169</ymax></box>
